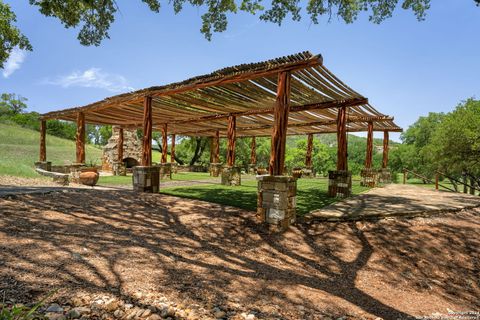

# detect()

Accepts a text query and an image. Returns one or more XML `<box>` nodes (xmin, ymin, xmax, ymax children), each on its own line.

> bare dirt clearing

<box><xmin>0</xmin><ymin>189</ymin><xmax>479</xmax><ymax>319</ymax></box>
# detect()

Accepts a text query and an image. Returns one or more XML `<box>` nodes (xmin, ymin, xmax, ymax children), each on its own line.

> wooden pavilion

<box><xmin>39</xmin><ymin>51</ymin><xmax>401</xmax><ymax>231</ymax></box>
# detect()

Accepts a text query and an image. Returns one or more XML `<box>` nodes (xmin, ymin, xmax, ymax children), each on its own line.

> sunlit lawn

<box><xmin>98</xmin><ymin>171</ymin><xmax>215</xmax><ymax>185</ymax></box>
<box><xmin>161</xmin><ymin>177</ymin><xmax>370</xmax><ymax>215</ymax></box>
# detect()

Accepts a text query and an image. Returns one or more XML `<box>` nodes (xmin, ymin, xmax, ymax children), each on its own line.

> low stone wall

<box><xmin>176</xmin><ymin>165</ymin><xmax>209</xmax><ymax>173</ymax></box>
<box><xmin>132</xmin><ymin>166</ymin><xmax>160</xmax><ymax>193</ymax></box>
<box><xmin>221</xmin><ymin>166</ymin><xmax>241</xmax><ymax>186</ymax></box>
<box><xmin>328</xmin><ymin>170</ymin><xmax>352</xmax><ymax>198</ymax></box>
<box><xmin>360</xmin><ymin>168</ymin><xmax>378</xmax><ymax>187</ymax></box>
<box><xmin>34</xmin><ymin>161</ymin><xmax>51</xmax><ymax>172</ymax></box>
<box><xmin>257</xmin><ymin>176</ymin><xmax>296</xmax><ymax>232</ymax></box>
<box><xmin>35</xmin><ymin>167</ymin><xmax>69</xmax><ymax>185</ymax></box>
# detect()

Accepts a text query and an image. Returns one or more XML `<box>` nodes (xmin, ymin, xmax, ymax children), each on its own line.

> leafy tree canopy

<box><xmin>2</xmin><ymin>0</ymin><xmax>479</xmax><ymax>68</ymax></box>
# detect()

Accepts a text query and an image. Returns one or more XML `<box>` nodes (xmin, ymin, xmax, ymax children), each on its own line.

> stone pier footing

<box><xmin>302</xmin><ymin>166</ymin><xmax>315</xmax><ymax>178</ymax></box>
<box><xmin>328</xmin><ymin>170</ymin><xmax>352</xmax><ymax>198</ymax></box>
<box><xmin>360</xmin><ymin>168</ymin><xmax>378</xmax><ymax>187</ymax></box>
<box><xmin>209</xmin><ymin>163</ymin><xmax>223</xmax><ymax>177</ymax></box>
<box><xmin>221</xmin><ymin>166</ymin><xmax>241</xmax><ymax>186</ymax></box>
<box><xmin>132</xmin><ymin>166</ymin><xmax>160</xmax><ymax>193</ymax></box>
<box><xmin>159</xmin><ymin>163</ymin><xmax>172</xmax><ymax>179</ymax></box>
<box><xmin>377</xmin><ymin>168</ymin><xmax>392</xmax><ymax>184</ymax></box>
<box><xmin>257</xmin><ymin>175</ymin><xmax>296</xmax><ymax>232</ymax></box>
<box><xmin>248</xmin><ymin>164</ymin><xmax>257</xmax><ymax>175</ymax></box>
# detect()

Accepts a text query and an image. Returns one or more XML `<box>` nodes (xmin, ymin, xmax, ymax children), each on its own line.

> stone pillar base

<box><xmin>69</xmin><ymin>163</ymin><xmax>85</xmax><ymax>184</ymax></box>
<box><xmin>221</xmin><ymin>166</ymin><xmax>241</xmax><ymax>186</ymax></box>
<box><xmin>377</xmin><ymin>168</ymin><xmax>392</xmax><ymax>184</ymax></box>
<box><xmin>360</xmin><ymin>168</ymin><xmax>377</xmax><ymax>187</ymax></box>
<box><xmin>248</xmin><ymin>164</ymin><xmax>257</xmax><ymax>175</ymax></box>
<box><xmin>159</xmin><ymin>163</ymin><xmax>172</xmax><ymax>179</ymax></box>
<box><xmin>302</xmin><ymin>166</ymin><xmax>315</xmax><ymax>178</ymax></box>
<box><xmin>132</xmin><ymin>166</ymin><xmax>160</xmax><ymax>193</ymax></box>
<box><xmin>257</xmin><ymin>176</ymin><xmax>297</xmax><ymax>232</ymax></box>
<box><xmin>34</xmin><ymin>161</ymin><xmax>52</xmax><ymax>172</ymax></box>
<box><xmin>113</xmin><ymin>161</ymin><xmax>126</xmax><ymax>176</ymax></box>
<box><xmin>210</xmin><ymin>163</ymin><xmax>223</xmax><ymax>177</ymax></box>
<box><xmin>328</xmin><ymin>170</ymin><xmax>352</xmax><ymax>198</ymax></box>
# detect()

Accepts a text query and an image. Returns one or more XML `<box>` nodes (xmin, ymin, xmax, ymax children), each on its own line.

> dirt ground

<box><xmin>0</xmin><ymin>189</ymin><xmax>479</xmax><ymax>320</ymax></box>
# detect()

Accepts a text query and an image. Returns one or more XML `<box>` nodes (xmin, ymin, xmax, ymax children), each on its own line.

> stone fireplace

<box><xmin>102</xmin><ymin>127</ymin><xmax>142</xmax><ymax>173</ymax></box>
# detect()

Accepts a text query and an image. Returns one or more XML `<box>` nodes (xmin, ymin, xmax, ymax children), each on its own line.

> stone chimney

<box><xmin>102</xmin><ymin>126</ymin><xmax>142</xmax><ymax>172</ymax></box>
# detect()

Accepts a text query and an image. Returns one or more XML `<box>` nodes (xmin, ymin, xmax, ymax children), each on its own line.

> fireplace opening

<box><xmin>123</xmin><ymin>157</ymin><xmax>139</xmax><ymax>168</ymax></box>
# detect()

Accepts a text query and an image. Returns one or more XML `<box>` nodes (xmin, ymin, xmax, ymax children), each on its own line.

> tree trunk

<box><xmin>189</xmin><ymin>137</ymin><xmax>208</xmax><ymax>166</ymax></box>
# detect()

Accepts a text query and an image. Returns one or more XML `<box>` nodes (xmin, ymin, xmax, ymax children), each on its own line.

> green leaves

<box><xmin>0</xmin><ymin>2</ymin><xmax>32</xmax><ymax>69</ymax></box>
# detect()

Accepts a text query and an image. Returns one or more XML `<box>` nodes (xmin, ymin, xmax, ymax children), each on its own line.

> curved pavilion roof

<box><xmin>42</xmin><ymin>51</ymin><xmax>401</xmax><ymax>137</ymax></box>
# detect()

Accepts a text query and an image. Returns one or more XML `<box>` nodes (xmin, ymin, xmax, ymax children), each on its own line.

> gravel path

<box><xmin>1</xmin><ymin>189</ymin><xmax>479</xmax><ymax>319</ymax></box>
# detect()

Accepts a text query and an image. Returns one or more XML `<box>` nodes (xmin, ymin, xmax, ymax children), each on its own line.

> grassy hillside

<box><xmin>0</xmin><ymin>123</ymin><xmax>103</xmax><ymax>178</ymax></box>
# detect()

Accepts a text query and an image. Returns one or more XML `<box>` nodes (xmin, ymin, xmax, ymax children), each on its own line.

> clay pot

<box><xmin>79</xmin><ymin>168</ymin><xmax>99</xmax><ymax>186</ymax></box>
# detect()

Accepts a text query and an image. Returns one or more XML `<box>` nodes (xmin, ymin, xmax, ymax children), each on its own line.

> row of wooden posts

<box><xmin>39</xmin><ymin>71</ymin><xmax>390</xmax><ymax>172</ymax></box>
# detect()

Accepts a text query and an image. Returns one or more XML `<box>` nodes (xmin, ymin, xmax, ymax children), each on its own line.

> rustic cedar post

<box><xmin>382</xmin><ymin>130</ymin><xmax>389</xmax><ymax>168</ymax></box>
<box><xmin>161</xmin><ymin>124</ymin><xmax>168</xmax><ymax>164</ymax></box>
<box><xmin>365</xmin><ymin>122</ymin><xmax>373</xmax><ymax>168</ymax></box>
<box><xmin>327</xmin><ymin>105</ymin><xmax>351</xmax><ymax>197</ymax></box>
<box><xmin>141</xmin><ymin>97</ymin><xmax>152</xmax><ymax>166</ymax></box>
<box><xmin>250</xmin><ymin>136</ymin><xmax>257</xmax><ymax>165</ymax></box>
<box><xmin>39</xmin><ymin>120</ymin><xmax>47</xmax><ymax>162</ymax></box>
<box><xmin>117</xmin><ymin>128</ymin><xmax>124</xmax><ymax>162</ymax></box>
<box><xmin>133</xmin><ymin>96</ymin><xmax>159</xmax><ymax>193</ymax></box>
<box><xmin>336</xmin><ymin>106</ymin><xmax>348</xmax><ymax>171</ymax></box>
<box><xmin>170</xmin><ymin>134</ymin><xmax>176</xmax><ymax>163</ymax></box>
<box><xmin>259</xmin><ymin>71</ymin><xmax>295</xmax><ymax>231</ymax></box>
<box><xmin>305</xmin><ymin>133</ymin><xmax>313</xmax><ymax>168</ymax></box>
<box><xmin>269</xmin><ymin>71</ymin><xmax>291</xmax><ymax>175</ymax></box>
<box><xmin>214</xmin><ymin>130</ymin><xmax>220</xmax><ymax>163</ymax></box>
<box><xmin>210</xmin><ymin>137</ymin><xmax>214</xmax><ymax>163</ymax></box>
<box><xmin>226</xmin><ymin>115</ymin><xmax>236</xmax><ymax>167</ymax></box>
<box><xmin>76</xmin><ymin>112</ymin><xmax>86</xmax><ymax>164</ymax></box>
<box><xmin>222</xmin><ymin>116</ymin><xmax>240</xmax><ymax>185</ymax></box>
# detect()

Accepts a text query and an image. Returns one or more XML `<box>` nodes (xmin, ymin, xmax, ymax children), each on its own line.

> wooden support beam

<box><xmin>76</xmin><ymin>112</ymin><xmax>86</xmax><ymax>164</ymax></box>
<box><xmin>214</xmin><ymin>130</ymin><xmax>220</xmax><ymax>163</ymax></box>
<box><xmin>250</xmin><ymin>136</ymin><xmax>256</xmax><ymax>165</ymax></box>
<box><xmin>157</xmin><ymin>97</ymin><xmax>367</xmax><ymax>127</ymax></box>
<box><xmin>226</xmin><ymin>116</ymin><xmax>236</xmax><ymax>167</ymax></box>
<box><xmin>118</xmin><ymin>128</ymin><xmax>124</xmax><ymax>162</ymax></box>
<box><xmin>382</xmin><ymin>130</ymin><xmax>389</xmax><ymax>168</ymax></box>
<box><xmin>161</xmin><ymin>123</ymin><xmax>168</xmax><ymax>163</ymax></box>
<box><xmin>365</xmin><ymin>121</ymin><xmax>373</xmax><ymax>168</ymax></box>
<box><xmin>336</xmin><ymin>106</ymin><xmax>348</xmax><ymax>171</ymax></box>
<box><xmin>174</xmin><ymin>112</ymin><xmax>389</xmax><ymax>137</ymax></box>
<box><xmin>142</xmin><ymin>97</ymin><xmax>153</xmax><ymax>166</ymax></box>
<box><xmin>306</xmin><ymin>133</ymin><xmax>313</xmax><ymax>167</ymax></box>
<box><xmin>39</xmin><ymin>120</ymin><xmax>47</xmax><ymax>162</ymax></box>
<box><xmin>269</xmin><ymin>71</ymin><xmax>291</xmax><ymax>175</ymax></box>
<box><xmin>170</xmin><ymin>134</ymin><xmax>176</xmax><ymax>163</ymax></box>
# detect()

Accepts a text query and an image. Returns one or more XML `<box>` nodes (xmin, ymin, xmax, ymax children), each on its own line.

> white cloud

<box><xmin>2</xmin><ymin>48</ymin><xmax>27</xmax><ymax>78</ymax></box>
<box><xmin>44</xmin><ymin>68</ymin><xmax>134</xmax><ymax>92</ymax></box>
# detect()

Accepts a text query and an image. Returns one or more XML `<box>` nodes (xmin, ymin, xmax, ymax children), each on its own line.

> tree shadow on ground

<box><xmin>0</xmin><ymin>189</ymin><xmax>479</xmax><ymax>319</ymax></box>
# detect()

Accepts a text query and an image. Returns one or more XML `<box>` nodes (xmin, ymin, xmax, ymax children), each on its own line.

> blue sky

<box><xmin>1</xmin><ymin>0</ymin><xmax>479</xmax><ymax>141</ymax></box>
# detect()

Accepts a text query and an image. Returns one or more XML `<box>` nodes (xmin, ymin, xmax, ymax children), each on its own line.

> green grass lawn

<box><xmin>98</xmin><ymin>171</ymin><xmax>215</xmax><ymax>185</ymax></box>
<box><xmin>0</xmin><ymin>123</ymin><xmax>103</xmax><ymax>178</ymax></box>
<box><xmin>161</xmin><ymin>177</ymin><xmax>370</xmax><ymax>215</ymax></box>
